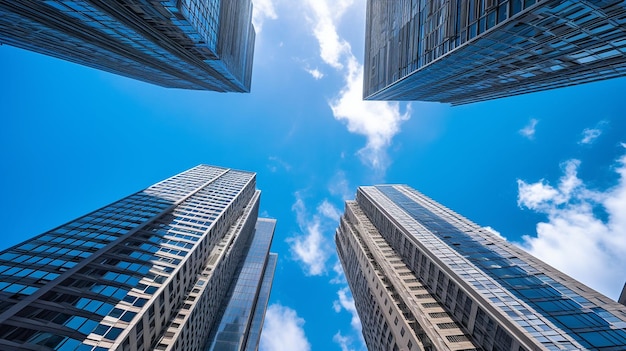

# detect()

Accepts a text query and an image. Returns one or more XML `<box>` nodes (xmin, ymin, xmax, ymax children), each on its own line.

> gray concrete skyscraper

<box><xmin>0</xmin><ymin>165</ymin><xmax>276</xmax><ymax>351</ymax></box>
<box><xmin>0</xmin><ymin>0</ymin><xmax>255</xmax><ymax>92</ymax></box>
<box><xmin>363</xmin><ymin>1</ymin><xmax>626</xmax><ymax>105</ymax></box>
<box><xmin>336</xmin><ymin>185</ymin><xmax>626</xmax><ymax>351</ymax></box>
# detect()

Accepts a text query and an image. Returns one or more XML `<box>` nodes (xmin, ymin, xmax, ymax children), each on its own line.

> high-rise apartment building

<box><xmin>363</xmin><ymin>1</ymin><xmax>626</xmax><ymax>105</ymax></box>
<box><xmin>336</xmin><ymin>185</ymin><xmax>626</xmax><ymax>351</ymax></box>
<box><xmin>0</xmin><ymin>165</ymin><xmax>277</xmax><ymax>351</ymax></box>
<box><xmin>0</xmin><ymin>0</ymin><xmax>255</xmax><ymax>92</ymax></box>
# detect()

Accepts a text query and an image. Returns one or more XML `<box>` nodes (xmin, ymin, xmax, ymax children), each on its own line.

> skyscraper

<box><xmin>363</xmin><ymin>1</ymin><xmax>626</xmax><ymax>105</ymax></box>
<box><xmin>0</xmin><ymin>165</ymin><xmax>277</xmax><ymax>351</ymax></box>
<box><xmin>0</xmin><ymin>0</ymin><xmax>255</xmax><ymax>92</ymax></box>
<box><xmin>336</xmin><ymin>185</ymin><xmax>626</xmax><ymax>351</ymax></box>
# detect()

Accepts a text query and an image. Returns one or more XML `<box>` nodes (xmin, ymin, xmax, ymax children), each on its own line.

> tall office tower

<box><xmin>0</xmin><ymin>0</ymin><xmax>255</xmax><ymax>92</ymax></box>
<box><xmin>336</xmin><ymin>185</ymin><xmax>626</xmax><ymax>351</ymax></box>
<box><xmin>0</xmin><ymin>165</ymin><xmax>277</xmax><ymax>351</ymax></box>
<box><xmin>363</xmin><ymin>1</ymin><xmax>626</xmax><ymax>105</ymax></box>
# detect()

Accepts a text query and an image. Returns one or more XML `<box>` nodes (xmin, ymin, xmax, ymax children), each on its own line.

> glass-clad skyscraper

<box><xmin>336</xmin><ymin>185</ymin><xmax>626</xmax><ymax>351</ymax></box>
<box><xmin>0</xmin><ymin>0</ymin><xmax>255</xmax><ymax>92</ymax></box>
<box><xmin>0</xmin><ymin>165</ymin><xmax>277</xmax><ymax>351</ymax></box>
<box><xmin>363</xmin><ymin>1</ymin><xmax>626</xmax><ymax>105</ymax></box>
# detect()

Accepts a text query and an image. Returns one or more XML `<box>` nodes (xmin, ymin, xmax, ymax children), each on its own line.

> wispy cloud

<box><xmin>330</xmin><ymin>260</ymin><xmax>346</xmax><ymax>284</ymax></box>
<box><xmin>579</xmin><ymin>120</ymin><xmax>608</xmax><ymax>145</ymax></box>
<box><xmin>330</xmin><ymin>57</ymin><xmax>411</xmax><ymax>171</ymax></box>
<box><xmin>332</xmin><ymin>285</ymin><xmax>366</xmax><ymax>351</ymax></box>
<box><xmin>303</xmin><ymin>0</ymin><xmax>410</xmax><ymax>173</ymax></box>
<box><xmin>260</xmin><ymin>304</ymin><xmax>311</xmax><ymax>351</ymax></box>
<box><xmin>267</xmin><ymin>156</ymin><xmax>292</xmax><ymax>173</ymax></box>
<box><xmin>287</xmin><ymin>192</ymin><xmax>340</xmax><ymax>275</ymax></box>
<box><xmin>252</xmin><ymin>0</ymin><xmax>278</xmax><ymax>32</ymax></box>
<box><xmin>305</xmin><ymin>67</ymin><xmax>324</xmax><ymax>80</ymax></box>
<box><xmin>333</xmin><ymin>287</ymin><xmax>361</xmax><ymax>332</ymax></box>
<box><xmin>334</xmin><ymin>331</ymin><xmax>357</xmax><ymax>351</ymax></box>
<box><xmin>517</xmin><ymin>145</ymin><xmax>626</xmax><ymax>299</ymax></box>
<box><xmin>328</xmin><ymin>170</ymin><xmax>353</xmax><ymax>201</ymax></box>
<box><xmin>317</xmin><ymin>199</ymin><xmax>341</xmax><ymax>222</ymax></box>
<box><xmin>519</xmin><ymin>118</ymin><xmax>539</xmax><ymax>140</ymax></box>
<box><xmin>304</xmin><ymin>0</ymin><xmax>353</xmax><ymax>69</ymax></box>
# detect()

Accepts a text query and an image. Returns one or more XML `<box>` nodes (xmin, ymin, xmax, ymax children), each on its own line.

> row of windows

<box><xmin>367</xmin><ymin>185</ymin><xmax>626</xmax><ymax>350</ymax></box>
<box><xmin>0</xmin><ymin>168</ymin><xmax>256</xmax><ymax>350</ymax></box>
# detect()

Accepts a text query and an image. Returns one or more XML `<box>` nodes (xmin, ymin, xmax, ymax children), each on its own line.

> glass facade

<box><xmin>0</xmin><ymin>0</ymin><xmax>255</xmax><ymax>92</ymax></box>
<box><xmin>205</xmin><ymin>219</ymin><xmax>277</xmax><ymax>351</ymax></box>
<box><xmin>363</xmin><ymin>0</ymin><xmax>626</xmax><ymax>104</ymax></box>
<box><xmin>0</xmin><ymin>165</ymin><xmax>277</xmax><ymax>351</ymax></box>
<box><xmin>336</xmin><ymin>184</ymin><xmax>626</xmax><ymax>351</ymax></box>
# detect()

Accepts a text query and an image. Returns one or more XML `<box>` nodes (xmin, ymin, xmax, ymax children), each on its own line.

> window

<box><xmin>446</xmin><ymin>335</ymin><xmax>470</xmax><ymax>343</ymax></box>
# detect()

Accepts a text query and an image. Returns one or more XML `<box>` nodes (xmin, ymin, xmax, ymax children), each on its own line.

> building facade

<box><xmin>336</xmin><ymin>185</ymin><xmax>626</xmax><ymax>351</ymax></box>
<box><xmin>0</xmin><ymin>165</ymin><xmax>277</xmax><ymax>351</ymax></box>
<box><xmin>363</xmin><ymin>0</ymin><xmax>626</xmax><ymax>105</ymax></box>
<box><xmin>0</xmin><ymin>0</ymin><xmax>255</xmax><ymax>92</ymax></box>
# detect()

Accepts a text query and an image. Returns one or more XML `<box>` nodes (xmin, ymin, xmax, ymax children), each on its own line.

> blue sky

<box><xmin>2</xmin><ymin>1</ymin><xmax>626</xmax><ymax>350</ymax></box>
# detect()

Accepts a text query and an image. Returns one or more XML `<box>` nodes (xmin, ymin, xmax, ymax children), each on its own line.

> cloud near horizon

<box><xmin>303</xmin><ymin>0</ymin><xmax>411</xmax><ymax>173</ymax></box>
<box><xmin>260</xmin><ymin>304</ymin><xmax>311</xmax><ymax>351</ymax></box>
<box><xmin>517</xmin><ymin>146</ymin><xmax>626</xmax><ymax>299</ymax></box>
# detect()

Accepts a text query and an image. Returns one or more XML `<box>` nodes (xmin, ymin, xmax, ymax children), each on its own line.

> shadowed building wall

<box><xmin>0</xmin><ymin>0</ymin><xmax>255</xmax><ymax>92</ymax></box>
<box><xmin>0</xmin><ymin>165</ymin><xmax>276</xmax><ymax>351</ymax></box>
<box><xmin>364</xmin><ymin>0</ymin><xmax>626</xmax><ymax>105</ymax></box>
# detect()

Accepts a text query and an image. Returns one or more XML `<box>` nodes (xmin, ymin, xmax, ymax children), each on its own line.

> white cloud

<box><xmin>303</xmin><ymin>0</ymin><xmax>410</xmax><ymax>172</ymax></box>
<box><xmin>333</xmin><ymin>287</ymin><xmax>361</xmax><ymax>332</ymax></box>
<box><xmin>287</xmin><ymin>193</ymin><xmax>339</xmax><ymax>275</ymax></box>
<box><xmin>317</xmin><ymin>199</ymin><xmax>341</xmax><ymax>222</ymax></box>
<box><xmin>579</xmin><ymin>121</ymin><xmax>608</xmax><ymax>145</ymax></box>
<box><xmin>260</xmin><ymin>304</ymin><xmax>311</xmax><ymax>351</ymax></box>
<box><xmin>305</xmin><ymin>67</ymin><xmax>324</xmax><ymax>80</ymax></box>
<box><xmin>333</xmin><ymin>331</ymin><xmax>356</xmax><ymax>351</ymax></box>
<box><xmin>332</xmin><ymin>286</ymin><xmax>366</xmax><ymax>351</ymax></box>
<box><xmin>330</xmin><ymin>57</ymin><xmax>411</xmax><ymax>171</ymax></box>
<box><xmin>517</xmin><ymin>160</ymin><xmax>586</xmax><ymax>211</ymax></box>
<box><xmin>329</xmin><ymin>170</ymin><xmax>353</xmax><ymax>201</ymax></box>
<box><xmin>519</xmin><ymin>118</ymin><xmax>538</xmax><ymax>139</ymax></box>
<box><xmin>288</xmin><ymin>220</ymin><xmax>327</xmax><ymax>275</ymax></box>
<box><xmin>330</xmin><ymin>260</ymin><xmax>346</xmax><ymax>284</ymax></box>
<box><xmin>517</xmin><ymin>147</ymin><xmax>626</xmax><ymax>299</ymax></box>
<box><xmin>580</xmin><ymin>128</ymin><xmax>602</xmax><ymax>145</ymax></box>
<box><xmin>252</xmin><ymin>0</ymin><xmax>278</xmax><ymax>32</ymax></box>
<box><xmin>304</xmin><ymin>0</ymin><xmax>353</xmax><ymax>69</ymax></box>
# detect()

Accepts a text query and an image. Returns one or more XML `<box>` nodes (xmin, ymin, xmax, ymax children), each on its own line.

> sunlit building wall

<box><xmin>0</xmin><ymin>165</ymin><xmax>276</xmax><ymax>351</ymax></box>
<box><xmin>0</xmin><ymin>0</ymin><xmax>255</xmax><ymax>92</ymax></box>
<box><xmin>363</xmin><ymin>0</ymin><xmax>626</xmax><ymax>105</ymax></box>
<box><xmin>336</xmin><ymin>185</ymin><xmax>626</xmax><ymax>351</ymax></box>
